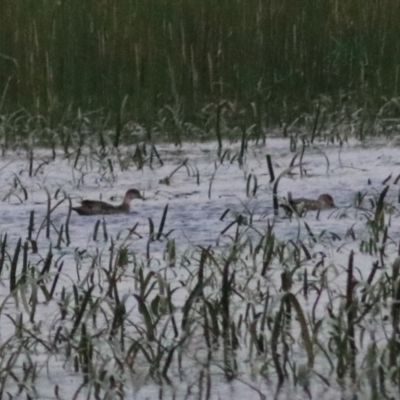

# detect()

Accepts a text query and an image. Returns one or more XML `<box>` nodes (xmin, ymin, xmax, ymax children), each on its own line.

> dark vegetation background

<box><xmin>1</xmin><ymin>0</ymin><xmax>400</xmax><ymax>136</ymax></box>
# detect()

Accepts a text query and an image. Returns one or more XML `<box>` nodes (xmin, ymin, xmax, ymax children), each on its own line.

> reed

<box><xmin>1</xmin><ymin>0</ymin><xmax>400</xmax><ymax>139</ymax></box>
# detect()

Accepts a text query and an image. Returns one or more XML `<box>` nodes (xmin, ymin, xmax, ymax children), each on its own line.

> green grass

<box><xmin>1</xmin><ymin>0</ymin><xmax>400</xmax><ymax>140</ymax></box>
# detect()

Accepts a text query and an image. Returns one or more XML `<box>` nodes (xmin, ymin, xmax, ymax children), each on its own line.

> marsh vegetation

<box><xmin>1</xmin><ymin>1</ymin><xmax>400</xmax><ymax>399</ymax></box>
<box><xmin>0</xmin><ymin>136</ymin><xmax>398</xmax><ymax>399</ymax></box>
<box><xmin>1</xmin><ymin>0</ymin><xmax>400</xmax><ymax>142</ymax></box>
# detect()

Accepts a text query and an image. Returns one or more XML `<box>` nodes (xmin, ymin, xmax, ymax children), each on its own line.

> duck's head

<box><xmin>318</xmin><ymin>193</ymin><xmax>335</xmax><ymax>208</ymax></box>
<box><xmin>124</xmin><ymin>188</ymin><xmax>143</xmax><ymax>202</ymax></box>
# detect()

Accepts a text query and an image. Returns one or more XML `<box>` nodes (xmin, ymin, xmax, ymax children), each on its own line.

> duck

<box><xmin>72</xmin><ymin>188</ymin><xmax>143</xmax><ymax>216</ymax></box>
<box><xmin>288</xmin><ymin>193</ymin><xmax>335</xmax><ymax>212</ymax></box>
<box><xmin>280</xmin><ymin>193</ymin><xmax>335</xmax><ymax>216</ymax></box>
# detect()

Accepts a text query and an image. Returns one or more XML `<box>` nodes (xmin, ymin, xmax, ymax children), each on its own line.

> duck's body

<box><xmin>289</xmin><ymin>193</ymin><xmax>335</xmax><ymax>212</ymax></box>
<box><xmin>72</xmin><ymin>189</ymin><xmax>142</xmax><ymax>216</ymax></box>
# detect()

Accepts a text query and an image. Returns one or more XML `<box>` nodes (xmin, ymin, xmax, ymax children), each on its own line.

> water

<box><xmin>0</xmin><ymin>137</ymin><xmax>399</xmax><ymax>399</ymax></box>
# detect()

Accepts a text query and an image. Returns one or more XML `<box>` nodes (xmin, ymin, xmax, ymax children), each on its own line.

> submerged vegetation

<box><xmin>0</xmin><ymin>139</ymin><xmax>399</xmax><ymax>398</ymax></box>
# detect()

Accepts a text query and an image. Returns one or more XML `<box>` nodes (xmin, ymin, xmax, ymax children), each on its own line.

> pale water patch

<box><xmin>0</xmin><ymin>138</ymin><xmax>399</xmax><ymax>399</ymax></box>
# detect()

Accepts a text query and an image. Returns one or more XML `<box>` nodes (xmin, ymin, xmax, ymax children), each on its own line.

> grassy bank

<box><xmin>1</xmin><ymin>0</ymin><xmax>400</xmax><ymax>139</ymax></box>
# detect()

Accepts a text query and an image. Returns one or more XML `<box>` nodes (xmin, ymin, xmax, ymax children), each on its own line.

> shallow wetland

<box><xmin>0</xmin><ymin>136</ymin><xmax>400</xmax><ymax>399</ymax></box>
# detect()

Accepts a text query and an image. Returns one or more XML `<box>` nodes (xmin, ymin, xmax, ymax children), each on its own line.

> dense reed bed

<box><xmin>1</xmin><ymin>0</ymin><xmax>400</xmax><ymax>136</ymax></box>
